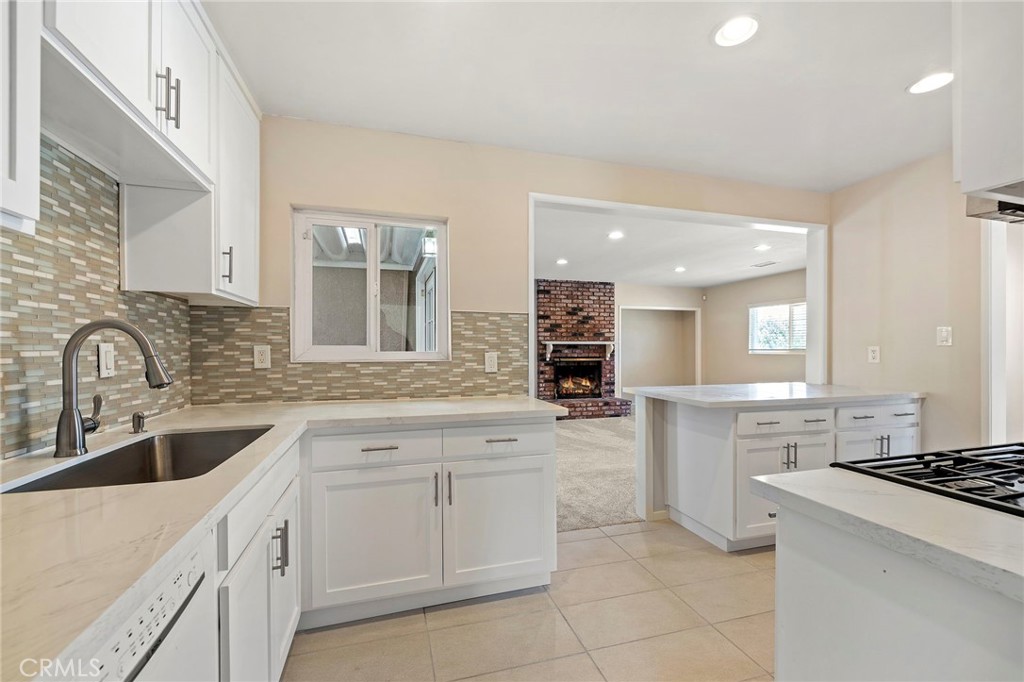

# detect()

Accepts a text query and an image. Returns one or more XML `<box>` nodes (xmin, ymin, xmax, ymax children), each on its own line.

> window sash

<box><xmin>748</xmin><ymin>301</ymin><xmax>807</xmax><ymax>353</ymax></box>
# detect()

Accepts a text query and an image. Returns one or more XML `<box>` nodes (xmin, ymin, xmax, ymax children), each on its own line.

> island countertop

<box><xmin>752</xmin><ymin>467</ymin><xmax>1024</xmax><ymax>602</ymax></box>
<box><xmin>628</xmin><ymin>382</ymin><xmax>924</xmax><ymax>409</ymax></box>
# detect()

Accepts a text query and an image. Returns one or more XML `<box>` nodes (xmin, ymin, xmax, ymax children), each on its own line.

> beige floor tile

<box><xmin>429</xmin><ymin>609</ymin><xmax>584</xmax><ymax>681</ymax></box>
<box><xmin>638</xmin><ymin>548</ymin><xmax>757</xmax><ymax>587</ymax></box>
<box><xmin>589</xmin><ymin>626</ymin><xmax>764</xmax><ymax>682</ymax></box>
<box><xmin>561</xmin><ymin>588</ymin><xmax>706</xmax><ymax>649</ymax></box>
<box><xmin>547</xmin><ymin>560</ymin><xmax>664</xmax><ymax>607</ymax></box>
<box><xmin>715</xmin><ymin>611</ymin><xmax>775</xmax><ymax>673</ymax></box>
<box><xmin>425</xmin><ymin>587</ymin><xmax>555</xmax><ymax>630</ymax></box>
<box><xmin>558</xmin><ymin>528</ymin><xmax>606</xmax><ymax>544</ymax></box>
<box><xmin>599</xmin><ymin>520</ymin><xmax>660</xmax><ymax>536</ymax></box>
<box><xmin>290</xmin><ymin>610</ymin><xmax>426</xmax><ymax>655</ymax></box>
<box><xmin>672</xmin><ymin>571</ymin><xmax>775</xmax><ymax>623</ymax></box>
<box><xmin>557</xmin><ymin>537</ymin><xmax>632</xmax><ymax>570</ymax></box>
<box><xmin>735</xmin><ymin>548</ymin><xmax>775</xmax><ymax>570</ymax></box>
<box><xmin>460</xmin><ymin>654</ymin><xmax>604</xmax><ymax>682</ymax></box>
<box><xmin>283</xmin><ymin>632</ymin><xmax>434</xmax><ymax>682</ymax></box>
<box><xmin>610</xmin><ymin>527</ymin><xmax>711</xmax><ymax>558</ymax></box>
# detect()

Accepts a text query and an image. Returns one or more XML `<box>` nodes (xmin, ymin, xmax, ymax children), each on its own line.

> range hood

<box><xmin>967</xmin><ymin>194</ymin><xmax>1024</xmax><ymax>224</ymax></box>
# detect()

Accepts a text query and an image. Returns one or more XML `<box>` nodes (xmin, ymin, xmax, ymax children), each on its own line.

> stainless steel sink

<box><xmin>6</xmin><ymin>427</ymin><xmax>272</xmax><ymax>493</ymax></box>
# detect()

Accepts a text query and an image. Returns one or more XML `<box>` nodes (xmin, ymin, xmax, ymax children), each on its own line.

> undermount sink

<box><xmin>6</xmin><ymin>427</ymin><xmax>272</xmax><ymax>493</ymax></box>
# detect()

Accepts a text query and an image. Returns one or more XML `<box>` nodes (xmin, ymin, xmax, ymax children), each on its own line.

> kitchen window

<box><xmin>291</xmin><ymin>210</ymin><xmax>449</xmax><ymax>362</ymax></box>
<box><xmin>748</xmin><ymin>301</ymin><xmax>806</xmax><ymax>353</ymax></box>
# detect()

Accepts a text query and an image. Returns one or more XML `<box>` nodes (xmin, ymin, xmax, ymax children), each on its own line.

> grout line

<box><xmin>711</xmin><ymin>616</ymin><xmax>774</xmax><ymax>678</ymax></box>
<box><xmin>445</xmin><ymin>652</ymin><xmax>588</xmax><ymax>682</ymax></box>
<box><xmin>287</xmin><ymin>609</ymin><xmax>428</xmax><ymax>660</ymax></box>
<box><xmin>422</xmin><ymin>608</ymin><xmax>439</xmax><ymax>682</ymax></box>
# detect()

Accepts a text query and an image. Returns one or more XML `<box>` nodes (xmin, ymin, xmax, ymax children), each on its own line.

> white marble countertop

<box><xmin>752</xmin><ymin>468</ymin><xmax>1024</xmax><ymax>602</ymax></box>
<box><xmin>0</xmin><ymin>397</ymin><xmax>565</xmax><ymax>681</ymax></box>
<box><xmin>628</xmin><ymin>382</ymin><xmax>924</xmax><ymax>408</ymax></box>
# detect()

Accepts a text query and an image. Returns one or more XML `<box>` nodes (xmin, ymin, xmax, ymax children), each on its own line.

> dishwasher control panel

<box><xmin>91</xmin><ymin>548</ymin><xmax>204</xmax><ymax>681</ymax></box>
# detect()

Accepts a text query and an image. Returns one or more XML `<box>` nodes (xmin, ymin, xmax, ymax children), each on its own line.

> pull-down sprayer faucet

<box><xmin>54</xmin><ymin>319</ymin><xmax>174</xmax><ymax>458</ymax></box>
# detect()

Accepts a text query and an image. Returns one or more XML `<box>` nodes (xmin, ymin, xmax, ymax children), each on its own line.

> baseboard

<box><xmin>648</xmin><ymin>509</ymin><xmax>670</xmax><ymax>522</ymax></box>
<box><xmin>667</xmin><ymin>507</ymin><xmax>774</xmax><ymax>552</ymax></box>
<box><xmin>297</xmin><ymin>573</ymin><xmax>551</xmax><ymax>630</ymax></box>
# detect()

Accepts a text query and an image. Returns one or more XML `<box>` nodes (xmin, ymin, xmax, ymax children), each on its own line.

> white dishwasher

<box><xmin>91</xmin><ymin>539</ymin><xmax>218</xmax><ymax>682</ymax></box>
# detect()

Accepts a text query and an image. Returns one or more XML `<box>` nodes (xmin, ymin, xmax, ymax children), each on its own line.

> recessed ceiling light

<box><xmin>556</xmin><ymin>258</ymin><xmax>568</xmax><ymax>265</ymax></box>
<box><xmin>754</xmin><ymin>244</ymin><xmax>772</xmax><ymax>251</ymax></box>
<box><xmin>907</xmin><ymin>72</ymin><xmax>954</xmax><ymax>94</ymax></box>
<box><xmin>608</xmin><ymin>231</ymin><xmax>624</xmax><ymax>240</ymax></box>
<box><xmin>674</xmin><ymin>266</ymin><xmax>686</xmax><ymax>273</ymax></box>
<box><xmin>714</xmin><ymin>15</ymin><xmax>759</xmax><ymax>47</ymax></box>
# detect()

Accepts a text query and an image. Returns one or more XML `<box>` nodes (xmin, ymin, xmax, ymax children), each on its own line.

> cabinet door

<box><xmin>219</xmin><ymin>518</ymin><xmax>273</xmax><ymax>682</ymax></box>
<box><xmin>44</xmin><ymin>0</ymin><xmax>160</xmax><ymax>121</ymax></box>
<box><xmin>735</xmin><ymin>437</ymin><xmax>785</xmax><ymax>539</ymax></box>
<box><xmin>269</xmin><ymin>479</ymin><xmax>300</xmax><ymax>682</ymax></box>
<box><xmin>790</xmin><ymin>434</ymin><xmax>835</xmax><ymax>472</ymax></box>
<box><xmin>836</xmin><ymin>430</ymin><xmax>884</xmax><ymax>462</ymax></box>
<box><xmin>442</xmin><ymin>455</ymin><xmax>555</xmax><ymax>586</ymax></box>
<box><xmin>160</xmin><ymin>0</ymin><xmax>215</xmax><ymax>175</ymax></box>
<box><xmin>1</xmin><ymin>0</ymin><xmax>41</xmax><ymax>230</ymax></box>
<box><xmin>883</xmin><ymin>427</ymin><xmax>918</xmax><ymax>458</ymax></box>
<box><xmin>310</xmin><ymin>464</ymin><xmax>442</xmax><ymax>608</ymax></box>
<box><xmin>215</xmin><ymin>59</ymin><xmax>260</xmax><ymax>303</ymax></box>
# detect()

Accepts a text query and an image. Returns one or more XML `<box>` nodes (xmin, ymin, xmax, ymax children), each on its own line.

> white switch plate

<box><xmin>867</xmin><ymin>346</ymin><xmax>880</xmax><ymax>364</ymax></box>
<box><xmin>936</xmin><ymin>326</ymin><xmax>953</xmax><ymax>346</ymax></box>
<box><xmin>253</xmin><ymin>345</ymin><xmax>272</xmax><ymax>369</ymax></box>
<box><xmin>97</xmin><ymin>343</ymin><xmax>115</xmax><ymax>378</ymax></box>
<box><xmin>484</xmin><ymin>351</ymin><xmax>498</xmax><ymax>373</ymax></box>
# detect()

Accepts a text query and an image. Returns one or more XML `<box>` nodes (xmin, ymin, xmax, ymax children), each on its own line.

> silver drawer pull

<box><xmin>361</xmin><ymin>445</ymin><xmax>400</xmax><ymax>453</ymax></box>
<box><xmin>893</xmin><ymin>412</ymin><xmax>915</xmax><ymax>417</ymax></box>
<box><xmin>768</xmin><ymin>512</ymin><xmax>777</xmax><ymax>519</ymax></box>
<box><xmin>756</xmin><ymin>420</ymin><xmax>781</xmax><ymax>426</ymax></box>
<box><xmin>804</xmin><ymin>418</ymin><xmax>827</xmax><ymax>423</ymax></box>
<box><xmin>485</xmin><ymin>437</ymin><xmax>519</xmax><ymax>443</ymax></box>
<box><xmin>852</xmin><ymin>415</ymin><xmax>875</xmax><ymax>420</ymax></box>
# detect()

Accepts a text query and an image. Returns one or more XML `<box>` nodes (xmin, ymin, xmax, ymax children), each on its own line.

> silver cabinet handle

<box><xmin>156</xmin><ymin>67</ymin><xmax>172</xmax><ymax>121</ymax></box>
<box><xmin>757</xmin><ymin>420</ymin><xmax>781</xmax><ymax>426</ymax></box>
<box><xmin>222</xmin><ymin>246</ymin><xmax>234</xmax><ymax>283</ymax></box>
<box><xmin>768</xmin><ymin>511</ymin><xmax>777</xmax><ymax>519</ymax></box>
<box><xmin>782</xmin><ymin>443</ymin><xmax>791</xmax><ymax>470</ymax></box>
<box><xmin>171</xmin><ymin>75</ymin><xmax>181</xmax><ymax>129</ymax></box>
<box><xmin>447</xmin><ymin>470</ymin><xmax>453</xmax><ymax>506</ymax></box>
<box><xmin>434</xmin><ymin>472</ymin><xmax>439</xmax><ymax>507</ymax></box>
<box><xmin>271</xmin><ymin>520</ymin><xmax>289</xmax><ymax>577</ymax></box>
<box><xmin>883</xmin><ymin>434</ymin><xmax>891</xmax><ymax>457</ymax></box>
<box><xmin>804</xmin><ymin>418</ymin><xmax>827</xmax><ymax>423</ymax></box>
<box><xmin>852</xmin><ymin>415</ymin><xmax>875</xmax><ymax>420</ymax></box>
<box><xmin>893</xmin><ymin>412</ymin><xmax>915</xmax><ymax>417</ymax></box>
<box><xmin>361</xmin><ymin>445</ymin><xmax>399</xmax><ymax>453</ymax></box>
<box><xmin>485</xmin><ymin>437</ymin><xmax>519</xmax><ymax>443</ymax></box>
<box><xmin>792</xmin><ymin>442</ymin><xmax>798</xmax><ymax>468</ymax></box>
<box><xmin>875</xmin><ymin>436</ymin><xmax>885</xmax><ymax>457</ymax></box>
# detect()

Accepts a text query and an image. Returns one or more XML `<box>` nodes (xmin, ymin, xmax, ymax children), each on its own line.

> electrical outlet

<box><xmin>484</xmin><ymin>351</ymin><xmax>498</xmax><ymax>373</ymax></box>
<box><xmin>97</xmin><ymin>343</ymin><xmax>115</xmax><ymax>378</ymax></box>
<box><xmin>867</xmin><ymin>346</ymin><xmax>880</xmax><ymax>364</ymax></box>
<box><xmin>936</xmin><ymin>326</ymin><xmax>953</xmax><ymax>346</ymax></box>
<box><xmin>253</xmin><ymin>344</ymin><xmax>272</xmax><ymax>369</ymax></box>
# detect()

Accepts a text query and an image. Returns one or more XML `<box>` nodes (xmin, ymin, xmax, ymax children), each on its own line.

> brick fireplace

<box><xmin>536</xmin><ymin>279</ymin><xmax>632</xmax><ymax>420</ymax></box>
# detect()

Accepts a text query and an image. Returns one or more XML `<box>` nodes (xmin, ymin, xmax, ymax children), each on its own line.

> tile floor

<box><xmin>283</xmin><ymin>520</ymin><xmax>775</xmax><ymax>682</ymax></box>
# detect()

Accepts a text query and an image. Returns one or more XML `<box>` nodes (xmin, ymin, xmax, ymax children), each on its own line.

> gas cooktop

<box><xmin>831</xmin><ymin>443</ymin><xmax>1024</xmax><ymax>517</ymax></box>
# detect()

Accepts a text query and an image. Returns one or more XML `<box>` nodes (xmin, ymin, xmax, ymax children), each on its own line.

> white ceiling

<box><xmin>205</xmin><ymin>1</ymin><xmax>953</xmax><ymax>193</ymax></box>
<box><xmin>534</xmin><ymin>203</ymin><xmax>807</xmax><ymax>288</ymax></box>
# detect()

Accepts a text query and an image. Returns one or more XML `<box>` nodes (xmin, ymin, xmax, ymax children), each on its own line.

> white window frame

<box><xmin>291</xmin><ymin>209</ymin><xmax>450</xmax><ymax>362</ymax></box>
<box><xmin>748</xmin><ymin>298</ymin><xmax>807</xmax><ymax>355</ymax></box>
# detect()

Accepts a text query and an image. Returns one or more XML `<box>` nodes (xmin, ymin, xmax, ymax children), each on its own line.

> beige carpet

<box><xmin>556</xmin><ymin>415</ymin><xmax>643</xmax><ymax>532</ymax></box>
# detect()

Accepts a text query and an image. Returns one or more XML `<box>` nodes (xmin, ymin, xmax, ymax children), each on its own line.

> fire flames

<box><xmin>558</xmin><ymin>375</ymin><xmax>597</xmax><ymax>396</ymax></box>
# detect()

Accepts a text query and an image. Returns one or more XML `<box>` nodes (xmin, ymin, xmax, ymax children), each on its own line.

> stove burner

<box><xmin>831</xmin><ymin>443</ymin><xmax>1024</xmax><ymax>516</ymax></box>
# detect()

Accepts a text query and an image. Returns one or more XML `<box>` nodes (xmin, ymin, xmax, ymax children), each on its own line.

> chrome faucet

<box><xmin>55</xmin><ymin>319</ymin><xmax>174</xmax><ymax>458</ymax></box>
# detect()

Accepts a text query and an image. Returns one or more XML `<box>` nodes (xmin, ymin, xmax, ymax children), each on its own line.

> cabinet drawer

<box><xmin>311</xmin><ymin>429</ymin><xmax>442</xmax><ymax>470</ymax></box>
<box><xmin>443</xmin><ymin>423</ymin><xmax>555</xmax><ymax>459</ymax></box>
<box><xmin>736</xmin><ymin>408</ymin><xmax>834</xmax><ymax>436</ymax></box>
<box><xmin>836</xmin><ymin>403</ymin><xmax>919</xmax><ymax>429</ymax></box>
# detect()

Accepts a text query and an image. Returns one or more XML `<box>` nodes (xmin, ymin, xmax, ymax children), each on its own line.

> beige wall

<box><xmin>1007</xmin><ymin>228</ymin><xmax>1024</xmax><ymax>441</ymax></box>
<box><xmin>702</xmin><ymin>270</ymin><xmax>807</xmax><ymax>384</ymax></box>
<box><xmin>620</xmin><ymin>309</ymin><xmax>697</xmax><ymax>392</ymax></box>
<box><xmin>830</xmin><ymin>153</ymin><xmax>982</xmax><ymax>451</ymax></box>
<box><xmin>260</xmin><ymin>117</ymin><xmax>830</xmax><ymax>311</ymax></box>
<box><xmin>615</xmin><ymin>282</ymin><xmax>704</xmax><ymax>310</ymax></box>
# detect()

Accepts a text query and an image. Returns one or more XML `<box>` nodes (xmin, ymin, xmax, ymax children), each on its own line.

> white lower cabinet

<box><xmin>220</xmin><ymin>477</ymin><xmax>299</xmax><ymax>682</ymax></box>
<box><xmin>836</xmin><ymin>426</ymin><xmax>919</xmax><ymax>462</ymax></box>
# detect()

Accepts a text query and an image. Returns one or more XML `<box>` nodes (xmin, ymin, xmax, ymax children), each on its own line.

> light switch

<box><xmin>936</xmin><ymin>326</ymin><xmax>953</xmax><ymax>346</ymax></box>
<box><xmin>98</xmin><ymin>343</ymin><xmax>115</xmax><ymax>378</ymax></box>
<box><xmin>867</xmin><ymin>346</ymin><xmax>880</xmax><ymax>364</ymax></box>
<box><xmin>484</xmin><ymin>352</ymin><xmax>498</xmax><ymax>373</ymax></box>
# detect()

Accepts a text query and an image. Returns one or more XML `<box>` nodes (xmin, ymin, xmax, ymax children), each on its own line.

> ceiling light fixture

<box><xmin>608</xmin><ymin>231</ymin><xmax>624</xmax><ymax>240</ymax></box>
<box><xmin>674</xmin><ymin>266</ymin><xmax>686</xmax><ymax>272</ymax></box>
<box><xmin>754</xmin><ymin>244</ymin><xmax>772</xmax><ymax>251</ymax></box>
<box><xmin>714</xmin><ymin>15</ymin><xmax>759</xmax><ymax>47</ymax></box>
<box><xmin>556</xmin><ymin>258</ymin><xmax>568</xmax><ymax>265</ymax></box>
<box><xmin>907</xmin><ymin>72</ymin><xmax>954</xmax><ymax>94</ymax></box>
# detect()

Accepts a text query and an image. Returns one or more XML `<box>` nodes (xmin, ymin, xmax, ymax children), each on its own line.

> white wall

<box><xmin>619</xmin><ymin>309</ymin><xmax>697</xmax><ymax>394</ymax></box>
<box><xmin>701</xmin><ymin>270</ymin><xmax>807</xmax><ymax>384</ymax></box>
<box><xmin>1006</xmin><ymin>227</ymin><xmax>1024</xmax><ymax>441</ymax></box>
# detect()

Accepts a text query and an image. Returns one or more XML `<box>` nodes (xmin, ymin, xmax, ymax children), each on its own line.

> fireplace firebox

<box><xmin>553</xmin><ymin>360</ymin><xmax>602</xmax><ymax>399</ymax></box>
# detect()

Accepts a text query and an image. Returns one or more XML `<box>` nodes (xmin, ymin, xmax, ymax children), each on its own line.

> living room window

<box><xmin>748</xmin><ymin>301</ymin><xmax>807</xmax><ymax>353</ymax></box>
<box><xmin>291</xmin><ymin>209</ymin><xmax>449</xmax><ymax>362</ymax></box>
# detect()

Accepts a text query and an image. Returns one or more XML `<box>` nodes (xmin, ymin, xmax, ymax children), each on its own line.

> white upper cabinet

<box><xmin>1</xmin><ymin>0</ymin><xmax>42</xmax><ymax>234</ymax></box>
<box><xmin>43</xmin><ymin>0</ymin><xmax>160</xmax><ymax>122</ymax></box>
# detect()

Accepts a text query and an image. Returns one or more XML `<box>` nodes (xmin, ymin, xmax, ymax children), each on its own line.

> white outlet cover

<box><xmin>484</xmin><ymin>351</ymin><xmax>498</xmax><ymax>373</ymax></box>
<box><xmin>867</xmin><ymin>346</ymin><xmax>880</xmax><ymax>364</ymax></box>
<box><xmin>253</xmin><ymin>344</ymin><xmax>272</xmax><ymax>369</ymax></box>
<box><xmin>936</xmin><ymin>326</ymin><xmax>953</xmax><ymax>346</ymax></box>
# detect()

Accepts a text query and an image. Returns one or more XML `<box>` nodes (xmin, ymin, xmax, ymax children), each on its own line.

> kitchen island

<box><xmin>630</xmin><ymin>383</ymin><xmax>924</xmax><ymax>551</ymax></box>
<box><xmin>752</xmin><ymin>467</ymin><xmax>1023</xmax><ymax>680</ymax></box>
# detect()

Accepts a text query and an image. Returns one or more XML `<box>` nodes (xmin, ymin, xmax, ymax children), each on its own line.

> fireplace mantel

<box><xmin>543</xmin><ymin>341</ymin><xmax>615</xmax><ymax>362</ymax></box>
